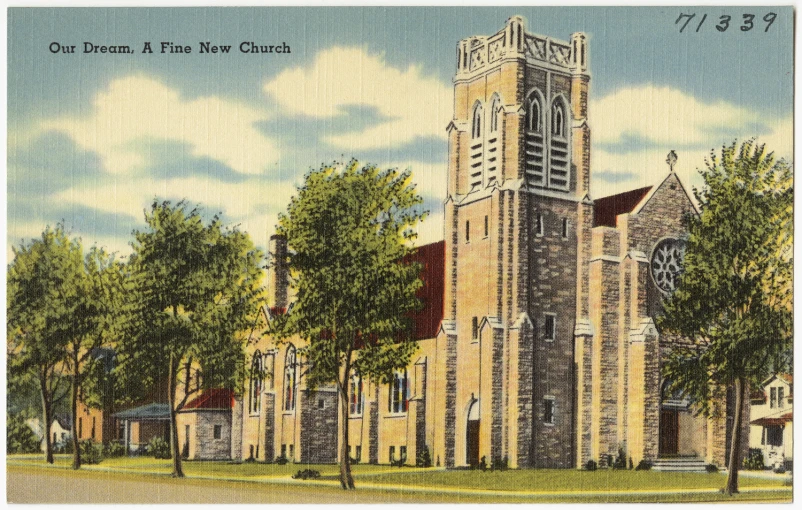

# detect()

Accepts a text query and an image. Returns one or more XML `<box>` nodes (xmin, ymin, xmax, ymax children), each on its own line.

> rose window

<box><xmin>650</xmin><ymin>239</ymin><xmax>685</xmax><ymax>293</ymax></box>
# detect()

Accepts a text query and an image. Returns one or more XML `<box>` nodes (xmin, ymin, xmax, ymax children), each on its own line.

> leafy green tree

<box><xmin>6</xmin><ymin>413</ymin><xmax>42</xmax><ymax>454</ymax></box>
<box><xmin>119</xmin><ymin>200</ymin><xmax>263</xmax><ymax>477</ymax></box>
<box><xmin>7</xmin><ymin>224</ymin><xmax>80</xmax><ymax>463</ymax></box>
<box><xmin>658</xmin><ymin>140</ymin><xmax>792</xmax><ymax>495</ymax></box>
<box><xmin>63</xmin><ymin>248</ymin><xmax>125</xmax><ymax>469</ymax></box>
<box><xmin>273</xmin><ymin>161</ymin><xmax>426</xmax><ymax>489</ymax></box>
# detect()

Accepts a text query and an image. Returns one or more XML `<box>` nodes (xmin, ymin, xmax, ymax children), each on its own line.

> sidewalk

<box><xmin>7</xmin><ymin>459</ymin><xmax>792</xmax><ymax>500</ymax></box>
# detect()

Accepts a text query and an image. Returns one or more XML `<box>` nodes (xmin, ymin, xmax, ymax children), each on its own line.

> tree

<box><xmin>63</xmin><ymin>247</ymin><xmax>125</xmax><ymax>469</ymax></box>
<box><xmin>657</xmin><ymin>140</ymin><xmax>792</xmax><ymax>495</ymax></box>
<box><xmin>7</xmin><ymin>224</ymin><xmax>81</xmax><ymax>464</ymax></box>
<box><xmin>120</xmin><ymin>200</ymin><xmax>263</xmax><ymax>477</ymax></box>
<box><xmin>273</xmin><ymin>161</ymin><xmax>426</xmax><ymax>489</ymax></box>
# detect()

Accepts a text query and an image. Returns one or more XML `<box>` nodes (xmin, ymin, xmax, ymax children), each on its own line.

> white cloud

<box><xmin>589</xmin><ymin>85</ymin><xmax>793</xmax><ymax>198</ymax></box>
<box><xmin>264</xmin><ymin>46</ymin><xmax>453</xmax><ymax>150</ymax></box>
<box><xmin>42</xmin><ymin>75</ymin><xmax>279</xmax><ymax>176</ymax></box>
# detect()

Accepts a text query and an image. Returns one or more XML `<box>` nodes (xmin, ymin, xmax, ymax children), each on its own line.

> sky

<box><xmin>6</xmin><ymin>6</ymin><xmax>794</xmax><ymax>261</ymax></box>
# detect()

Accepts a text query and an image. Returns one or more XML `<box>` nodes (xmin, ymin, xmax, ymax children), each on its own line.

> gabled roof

<box><xmin>52</xmin><ymin>414</ymin><xmax>72</xmax><ymax>431</ymax></box>
<box><xmin>593</xmin><ymin>186</ymin><xmax>652</xmax><ymax>227</ymax></box>
<box><xmin>407</xmin><ymin>241</ymin><xmax>445</xmax><ymax>340</ymax></box>
<box><xmin>183</xmin><ymin>389</ymin><xmax>235</xmax><ymax>410</ymax></box>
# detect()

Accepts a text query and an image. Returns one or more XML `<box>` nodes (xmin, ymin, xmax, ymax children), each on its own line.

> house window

<box><xmin>400</xmin><ymin>446</ymin><xmax>408</xmax><ymax>463</ymax></box>
<box><xmin>250</xmin><ymin>350</ymin><xmax>263</xmax><ymax>414</ymax></box>
<box><xmin>472</xmin><ymin>103</ymin><xmax>483</xmax><ymax>139</ymax></box>
<box><xmin>289</xmin><ymin>444</ymin><xmax>294</xmax><ymax>459</ymax></box>
<box><xmin>466</xmin><ymin>220</ymin><xmax>470</xmax><ymax>242</ymax></box>
<box><xmin>213</xmin><ymin>425</ymin><xmax>222</xmax><ymax>440</ymax></box>
<box><xmin>389</xmin><ymin>446</ymin><xmax>396</xmax><ymax>462</ymax></box>
<box><xmin>318</xmin><ymin>399</ymin><xmax>325</xmax><ymax>410</ymax></box>
<box><xmin>484</xmin><ymin>215</ymin><xmax>489</xmax><ymax>237</ymax></box>
<box><xmin>350</xmin><ymin>372</ymin><xmax>364</xmax><ymax>416</ymax></box>
<box><xmin>543</xmin><ymin>398</ymin><xmax>555</xmax><ymax>424</ymax></box>
<box><xmin>535</xmin><ymin>213</ymin><xmax>543</xmax><ymax>237</ymax></box>
<box><xmin>53</xmin><ymin>432</ymin><xmax>57</xmax><ymax>444</ymax></box>
<box><xmin>767</xmin><ymin>426</ymin><xmax>783</xmax><ymax>446</ymax></box>
<box><xmin>78</xmin><ymin>417</ymin><xmax>83</xmax><ymax>438</ymax></box>
<box><xmin>355</xmin><ymin>445</ymin><xmax>362</xmax><ymax>461</ymax></box>
<box><xmin>562</xmin><ymin>218</ymin><xmax>568</xmax><ymax>238</ymax></box>
<box><xmin>544</xmin><ymin>314</ymin><xmax>556</xmax><ymax>342</ymax></box>
<box><xmin>472</xmin><ymin>316</ymin><xmax>479</xmax><ymax>340</ymax></box>
<box><xmin>284</xmin><ymin>345</ymin><xmax>297</xmax><ymax>411</ymax></box>
<box><xmin>770</xmin><ymin>387</ymin><xmax>777</xmax><ymax>408</ymax></box>
<box><xmin>91</xmin><ymin>417</ymin><xmax>96</xmax><ymax>440</ymax></box>
<box><xmin>388</xmin><ymin>369</ymin><xmax>409</xmax><ymax>414</ymax></box>
<box><xmin>281</xmin><ymin>444</ymin><xmax>287</xmax><ymax>457</ymax></box>
<box><xmin>778</xmin><ymin>387</ymin><xmax>785</xmax><ymax>408</ymax></box>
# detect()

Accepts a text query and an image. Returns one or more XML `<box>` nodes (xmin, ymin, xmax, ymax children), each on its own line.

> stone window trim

<box><xmin>543</xmin><ymin>313</ymin><xmax>556</xmax><ymax>342</ymax></box>
<box><xmin>525</xmin><ymin>89</ymin><xmax>545</xmax><ymax>133</ymax></box>
<box><xmin>471</xmin><ymin>101</ymin><xmax>483</xmax><ymax>139</ymax></box>
<box><xmin>489</xmin><ymin>94</ymin><xmax>502</xmax><ymax>134</ymax></box>
<box><xmin>543</xmin><ymin>395</ymin><xmax>556</xmax><ymax>425</ymax></box>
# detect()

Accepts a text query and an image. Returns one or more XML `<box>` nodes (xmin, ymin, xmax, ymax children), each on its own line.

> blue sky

<box><xmin>7</xmin><ymin>6</ymin><xmax>794</xmax><ymax>258</ymax></box>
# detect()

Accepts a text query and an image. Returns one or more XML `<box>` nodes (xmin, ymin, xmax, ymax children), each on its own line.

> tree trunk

<box><xmin>338</xmin><ymin>355</ymin><xmax>355</xmax><ymax>490</ymax></box>
<box><xmin>724</xmin><ymin>377</ymin><xmax>745</xmax><ymax>495</ymax></box>
<box><xmin>70</xmin><ymin>366</ymin><xmax>82</xmax><ymax>470</ymax></box>
<box><xmin>39</xmin><ymin>373</ymin><xmax>54</xmax><ymax>464</ymax></box>
<box><xmin>168</xmin><ymin>352</ymin><xmax>184</xmax><ymax>478</ymax></box>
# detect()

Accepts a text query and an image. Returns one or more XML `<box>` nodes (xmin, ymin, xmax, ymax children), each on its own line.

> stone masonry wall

<box><xmin>194</xmin><ymin>411</ymin><xmax>232</xmax><ymax>461</ymax></box>
<box><xmin>299</xmin><ymin>390</ymin><xmax>338</xmax><ymax>464</ymax></box>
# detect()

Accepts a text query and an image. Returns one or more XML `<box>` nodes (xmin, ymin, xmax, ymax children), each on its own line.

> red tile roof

<box><xmin>593</xmin><ymin>186</ymin><xmax>652</xmax><ymax>227</ymax></box>
<box><xmin>183</xmin><ymin>388</ymin><xmax>235</xmax><ymax>410</ymax></box>
<box><xmin>408</xmin><ymin>241</ymin><xmax>445</xmax><ymax>340</ymax></box>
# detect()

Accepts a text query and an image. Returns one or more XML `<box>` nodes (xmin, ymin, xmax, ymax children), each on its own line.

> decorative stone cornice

<box><xmin>574</xmin><ymin>318</ymin><xmax>594</xmax><ymax>337</ymax></box>
<box><xmin>510</xmin><ymin>312</ymin><xmax>533</xmax><ymax>330</ymax></box>
<box><xmin>629</xmin><ymin>318</ymin><xmax>659</xmax><ymax>343</ymax></box>
<box><xmin>479</xmin><ymin>316</ymin><xmax>504</xmax><ymax>331</ymax></box>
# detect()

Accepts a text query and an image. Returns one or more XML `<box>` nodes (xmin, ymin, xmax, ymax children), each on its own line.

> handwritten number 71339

<box><xmin>676</xmin><ymin>12</ymin><xmax>777</xmax><ymax>33</ymax></box>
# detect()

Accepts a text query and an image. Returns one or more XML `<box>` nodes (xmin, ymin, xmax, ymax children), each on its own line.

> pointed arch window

<box><xmin>552</xmin><ymin>102</ymin><xmax>565</xmax><ymax>137</ymax></box>
<box><xmin>250</xmin><ymin>351</ymin><xmax>263</xmax><ymax>414</ymax></box>
<box><xmin>472</xmin><ymin>103</ymin><xmax>483</xmax><ymax>139</ymax></box>
<box><xmin>528</xmin><ymin>96</ymin><xmax>542</xmax><ymax>133</ymax></box>
<box><xmin>490</xmin><ymin>97</ymin><xmax>501</xmax><ymax>133</ymax></box>
<box><xmin>283</xmin><ymin>345</ymin><xmax>297</xmax><ymax>411</ymax></box>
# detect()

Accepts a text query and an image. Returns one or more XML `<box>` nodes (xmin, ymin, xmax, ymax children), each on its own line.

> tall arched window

<box><xmin>249</xmin><ymin>351</ymin><xmax>263</xmax><ymax>414</ymax></box>
<box><xmin>283</xmin><ymin>345</ymin><xmax>297</xmax><ymax>411</ymax></box>
<box><xmin>388</xmin><ymin>369</ymin><xmax>409</xmax><ymax>413</ymax></box>
<box><xmin>349</xmin><ymin>372</ymin><xmax>364</xmax><ymax>416</ymax></box>
<box><xmin>552</xmin><ymin>102</ymin><xmax>565</xmax><ymax>137</ymax></box>
<box><xmin>472</xmin><ymin>103</ymin><xmax>483</xmax><ymax>139</ymax></box>
<box><xmin>528</xmin><ymin>96</ymin><xmax>542</xmax><ymax>132</ymax></box>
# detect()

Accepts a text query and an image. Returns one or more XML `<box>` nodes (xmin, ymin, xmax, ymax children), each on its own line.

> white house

<box><xmin>750</xmin><ymin>374</ymin><xmax>793</xmax><ymax>470</ymax></box>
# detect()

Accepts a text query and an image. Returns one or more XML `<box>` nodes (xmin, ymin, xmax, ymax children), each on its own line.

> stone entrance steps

<box><xmin>652</xmin><ymin>456</ymin><xmax>707</xmax><ymax>472</ymax></box>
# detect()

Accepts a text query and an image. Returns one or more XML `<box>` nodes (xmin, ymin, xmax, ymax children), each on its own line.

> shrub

<box><xmin>54</xmin><ymin>439</ymin><xmax>74</xmax><ymax>454</ymax></box>
<box><xmin>635</xmin><ymin>460</ymin><xmax>652</xmax><ymax>471</ymax></box>
<box><xmin>416</xmin><ymin>446</ymin><xmax>432</xmax><ymax>468</ymax></box>
<box><xmin>79</xmin><ymin>440</ymin><xmax>103</xmax><ymax>464</ymax></box>
<box><xmin>6</xmin><ymin>415</ymin><xmax>41</xmax><ymax>454</ymax></box>
<box><xmin>390</xmin><ymin>456</ymin><xmax>405</xmax><ymax>468</ymax></box>
<box><xmin>292</xmin><ymin>469</ymin><xmax>321</xmax><ymax>480</ymax></box>
<box><xmin>705</xmin><ymin>464</ymin><xmax>719</xmax><ymax>473</ymax></box>
<box><xmin>478</xmin><ymin>456</ymin><xmax>487</xmax><ymax>471</ymax></box>
<box><xmin>491</xmin><ymin>456</ymin><xmax>508</xmax><ymax>471</ymax></box>
<box><xmin>147</xmin><ymin>437</ymin><xmax>171</xmax><ymax>459</ymax></box>
<box><xmin>274</xmin><ymin>455</ymin><xmax>289</xmax><ymax>465</ymax></box>
<box><xmin>585</xmin><ymin>459</ymin><xmax>598</xmax><ymax>471</ymax></box>
<box><xmin>613</xmin><ymin>448</ymin><xmax>627</xmax><ymax>470</ymax></box>
<box><xmin>606</xmin><ymin>454</ymin><xmax>614</xmax><ymax>469</ymax></box>
<box><xmin>743</xmin><ymin>449</ymin><xmax>764</xmax><ymax>470</ymax></box>
<box><xmin>629</xmin><ymin>457</ymin><xmax>634</xmax><ymax>470</ymax></box>
<box><xmin>103</xmin><ymin>442</ymin><xmax>126</xmax><ymax>458</ymax></box>
<box><xmin>773</xmin><ymin>465</ymin><xmax>786</xmax><ymax>474</ymax></box>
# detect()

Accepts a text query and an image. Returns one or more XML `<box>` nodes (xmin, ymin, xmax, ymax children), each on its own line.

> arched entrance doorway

<box><xmin>466</xmin><ymin>399</ymin><xmax>480</xmax><ymax>467</ymax></box>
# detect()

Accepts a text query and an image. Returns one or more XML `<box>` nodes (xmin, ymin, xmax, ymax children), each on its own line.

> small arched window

<box><xmin>528</xmin><ymin>96</ymin><xmax>542</xmax><ymax>132</ymax></box>
<box><xmin>552</xmin><ymin>102</ymin><xmax>565</xmax><ymax>137</ymax></box>
<box><xmin>489</xmin><ymin>96</ymin><xmax>501</xmax><ymax>133</ymax></box>
<box><xmin>250</xmin><ymin>351</ymin><xmax>263</xmax><ymax>414</ymax></box>
<box><xmin>472</xmin><ymin>103</ymin><xmax>483</xmax><ymax>139</ymax></box>
<box><xmin>283</xmin><ymin>345</ymin><xmax>297</xmax><ymax>411</ymax></box>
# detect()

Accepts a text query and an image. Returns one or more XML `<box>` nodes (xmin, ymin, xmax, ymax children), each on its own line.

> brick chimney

<box><xmin>267</xmin><ymin>234</ymin><xmax>289</xmax><ymax>310</ymax></box>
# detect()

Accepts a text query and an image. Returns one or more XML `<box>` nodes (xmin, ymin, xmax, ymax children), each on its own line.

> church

<box><xmin>222</xmin><ymin>16</ymin><xmax>748</xmax><ymax>470</ymax></box>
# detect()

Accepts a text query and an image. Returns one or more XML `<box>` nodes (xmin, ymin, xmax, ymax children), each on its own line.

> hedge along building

<box><xmin>236</xmin><ymin>16</ymin><xmax>746</xmax><ymax>469</ymax></box>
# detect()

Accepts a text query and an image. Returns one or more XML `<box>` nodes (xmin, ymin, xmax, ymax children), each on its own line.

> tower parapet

<box><xmin>456</xmin><ymin>16</ymin><xmax>588</xmax><ymax>81</ymax></box>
